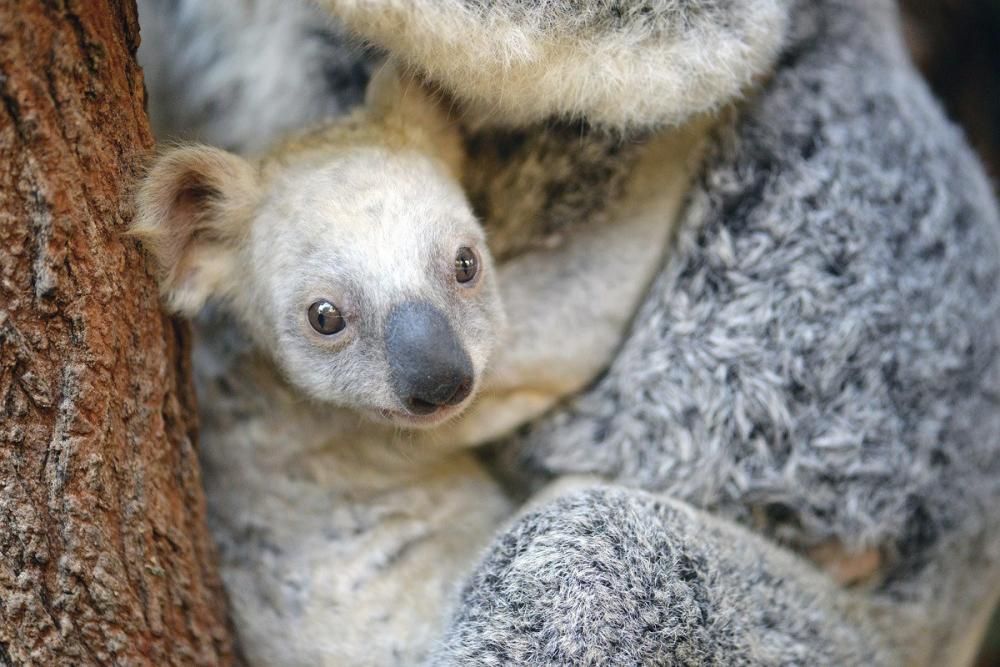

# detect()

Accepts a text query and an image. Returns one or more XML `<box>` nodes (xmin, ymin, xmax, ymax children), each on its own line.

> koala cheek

<box><xmin>479</xmin><ymin>278</ymin><xmax>507</xmax><ymax>334</ymax></box>
<box><xmin>463</xmin><ymin>326</ymin><xmax>499</xmax><ymax>383</ymax></box>
<box><xmin>270</xmin><ymin>338</ymin><xmax>333</xmax><ymax>402</ymax></box>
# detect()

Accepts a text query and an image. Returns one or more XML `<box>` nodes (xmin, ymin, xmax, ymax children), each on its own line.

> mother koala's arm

<box><xmin>319</xmin><ymin>0</ymin><xmax>788</xmax><ymax>129</ymax></box>
<box><xmin>439</xmin><ymin>119</ymin><xmax>715</xmax><ymax>447</ymax></box>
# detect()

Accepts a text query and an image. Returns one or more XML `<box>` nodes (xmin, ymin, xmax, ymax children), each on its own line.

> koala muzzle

<box><xmin>384</xmin><ymin>301</ymin><xmax>474</xmax><ymax>415</ymax></box>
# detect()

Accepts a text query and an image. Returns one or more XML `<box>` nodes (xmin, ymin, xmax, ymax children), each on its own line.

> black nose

<box><xmin>384</xmin><ymin>301</ymin><xmax>474</xmax><ymax>415</ymax></box>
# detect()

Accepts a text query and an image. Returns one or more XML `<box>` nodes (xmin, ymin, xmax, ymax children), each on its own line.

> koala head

<box><xmin>133</xmin><ymin>69</ymin><xmax>504</xmax><ymax>428</ymax></box>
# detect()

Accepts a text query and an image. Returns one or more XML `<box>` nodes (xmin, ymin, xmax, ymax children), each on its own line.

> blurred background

<box><xmin>901</xmin><ymin>0</ymin><xmax>999</xmax><ymax>178</ymax></box>
<box><xmin>898</xmin><ymin>1</ymin><xmax>999</xmax><ymax>663</ymax></box>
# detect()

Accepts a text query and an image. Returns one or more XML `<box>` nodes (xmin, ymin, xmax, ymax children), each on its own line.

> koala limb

<box><xmin>320</xmin><ymin>0</ymin><xmax>790</xmax><ymax>128</ymax></box>
<box><xmin>488</xmin><ymin>0</ymin><xmax>1000</xmax><ymax>662</ymax></box>
<box><xmin>435</xmin><ymin>118</ymin><xmax>715</xmax><ymax>447</ymax></box>
<box><xmin>433</xmin><ymin>485</ymin><xmax>895</xmax><ymax>666</ymax></box>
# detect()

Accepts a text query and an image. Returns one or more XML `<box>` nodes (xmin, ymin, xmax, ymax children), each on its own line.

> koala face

<box><xmin>133</xmin><ymin>67</ymin><xmax>504</xmax><ymax>427</ymax></box>
<box><xmin>245</xmin><ymin>149</ymin><xmax>503</xmax><ymax>426</ymax></box>
<box><xmin>133</xmin><ymin>144</ymin><xmax>503</xmax><ymax>429</ymax></box>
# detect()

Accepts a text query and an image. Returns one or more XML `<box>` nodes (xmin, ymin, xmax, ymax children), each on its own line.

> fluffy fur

<box><xmin>188</xmin><ymin>338</ymin><xmax>513</xmax><ymax>666</ymax></box>
<box><xmin>136</xmin><ymin>0</ymin><xmax>1000</xmax><ymax>664</ymax></box>
<box><xmin>435</xmin><ymin>484</ymin><xmax>892</xmax><ymax>665</ymax></box>
<box><xmin>491</xmin><ymin>1</ymin><xmax>1000</xmax><ymax>663</ymax></box>
<box><xmin>321</xmin><ymin>0</ymin><xmax>789</xmax><ymax>128</ymax></box>
<box><xmin>138</xmin><ymin>0</ymin><xmax>374</xmax><ymax>152</ymax></box>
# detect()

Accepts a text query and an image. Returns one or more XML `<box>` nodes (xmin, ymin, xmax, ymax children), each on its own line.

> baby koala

<box><xmin>135</xmin><ymin>67</ymin><xmax>513</xmax><ymax>666</ymax></box>
<box><xmin>134</xmin><ymin>64</ymin><xmax>704</xmax><ymax>664</ymax></box>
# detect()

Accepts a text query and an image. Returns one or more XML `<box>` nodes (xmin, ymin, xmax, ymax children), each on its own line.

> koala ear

<box><xmin>131</xmin><ymin>145</ymin><xmax>260</xmax><ymax>316</ymax></box>
<box><xmin>365</xmin><ymin>61</ymin><xmax>465</xmax><ymax>177</ymax></box>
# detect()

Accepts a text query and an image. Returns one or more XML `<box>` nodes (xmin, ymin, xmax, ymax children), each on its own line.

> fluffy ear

<box><xmin>365</xmin><ymin>62</ymin><xmax>465</xmax><ymax>176</ymax></box>
<box><xmin>131</xmin><ymin>145</ymin><xmax>259</xmax><ymax>316</ymax></box>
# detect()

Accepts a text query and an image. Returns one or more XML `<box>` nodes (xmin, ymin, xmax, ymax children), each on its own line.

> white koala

<box><xmin>134</xmin><ymin>68</ymin><xmax>509</xmax><ymax>665</ymax></box>
<box><xmin>133</xmin><ymin>66</ymin><xmax>705</xmax><ymax>665</ymax></box>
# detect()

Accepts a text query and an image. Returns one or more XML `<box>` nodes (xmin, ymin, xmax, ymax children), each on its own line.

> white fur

<box><xmin>323</xmin><ymin>0</ymin><xmax>789</xmax><ymax>127</ymax></box>
<box><xmin>196</xmin><ymin>381</ymin><xmax>513</xmax><ymax>666</ymax></box>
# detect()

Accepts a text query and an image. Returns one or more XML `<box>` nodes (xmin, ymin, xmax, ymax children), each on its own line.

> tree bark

<box><xmin>0</xmin><ymin>1</ymin><xmax>235</xmax><ymax>664</ymax></box>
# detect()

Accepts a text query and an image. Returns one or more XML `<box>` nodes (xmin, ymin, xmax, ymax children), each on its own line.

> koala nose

<box><xmin>384</xmin><ymin>301</ymin><xmax>474</xmax><ymax>415</ymax></box>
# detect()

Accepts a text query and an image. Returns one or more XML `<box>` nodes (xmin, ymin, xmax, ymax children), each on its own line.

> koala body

<box><xmin>135</xmin><ymin>71</ymin><xmax>513</xmax><ymax>664</ymax></box>
<box><xmin>134</xmin><ymin>65</ymin><xmax>697</xmax><ymax>664</ymax></box>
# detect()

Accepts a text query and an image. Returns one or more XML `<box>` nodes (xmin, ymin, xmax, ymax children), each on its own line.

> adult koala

<box><xmin>138</xmin><ymin>0</ymin><xmax>1000</xmax><ymax>664</ymax></box>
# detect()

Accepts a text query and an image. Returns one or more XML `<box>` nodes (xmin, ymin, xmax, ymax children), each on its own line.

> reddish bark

<box><xmin>0</xmin><ymin>1</ymin><xmax>235</xmax><ymax>663</ymax></box>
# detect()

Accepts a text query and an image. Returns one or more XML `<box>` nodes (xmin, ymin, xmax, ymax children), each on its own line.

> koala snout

<box><xmin>384</xmin><ymin>301</ymin><xmax>474</xmax><ymax>414</ymax></box>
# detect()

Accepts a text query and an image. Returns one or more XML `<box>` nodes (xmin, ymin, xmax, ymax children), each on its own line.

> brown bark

<box><xmin>0</xmin><ymin>1</ymin><xmax>235</xmax><ymax>664</ymax></box>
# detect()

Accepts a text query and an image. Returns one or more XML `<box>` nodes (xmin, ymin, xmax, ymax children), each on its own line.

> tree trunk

<box><xmin>0</xmin><ymin>1</ymin><xmax>235</xmax><ymax>664</ymax></box>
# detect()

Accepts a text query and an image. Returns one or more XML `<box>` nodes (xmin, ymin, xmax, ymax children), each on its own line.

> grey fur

<box><xmin>485</xmin><ymin>0</ymin><xmax>1000</xmax><ymax>663</ymax></box>
<box><xmin>137</xmin><ymin>0</ymin><xmax>1000</xmax><ymax>664</ymax></box>
<box><xmin>503</xmin><ymin>0</ymin><xmax>1000</xmax><ymax>553</ymax></box>
<box><xmin>433</xmin><ymin>486</ymin><xmax>892</xmax><ymax>665</ymax></box>
<box><xmin>137</xmin><ymin>0</ymin><xmax>376</xmax><ymax>153</ymax></box>
<box><xmin>461</xmin><ymin>122</ymin><xmax>651</xmax><ymax>261</ymax></box>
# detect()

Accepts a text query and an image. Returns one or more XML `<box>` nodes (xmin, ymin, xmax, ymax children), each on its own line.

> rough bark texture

<box><xmin>0</xmin><ymin>1</ymin><xmax>235</xmax><ymax>664</ymax></box>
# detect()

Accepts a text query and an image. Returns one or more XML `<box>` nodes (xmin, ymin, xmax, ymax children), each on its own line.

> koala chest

<box><xmin>207</xmin><ymin>453</ymin><xmax>511</xmax><ymax>667</ymax></box>
<box><xmin>190</xmin><ymin>345</ymin><xmax>513</xmax><ymax>666</ymax></box>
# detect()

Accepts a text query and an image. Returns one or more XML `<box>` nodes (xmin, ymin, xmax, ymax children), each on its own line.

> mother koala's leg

<box><xmin>431</xmin><ymin>485</ymin><xmax>896</xmax><ymax>666</ymax></box>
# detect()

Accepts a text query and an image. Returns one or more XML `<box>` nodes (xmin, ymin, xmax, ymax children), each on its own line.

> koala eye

<box><xmin>307</xmin><ymin>300</ymin><xmax>346</xmax><ymax>335</ymax></box>
<box><xmin>455</xmin><ymin>247</ymin><xmax>479</xmax><ymax>284</ymax></box>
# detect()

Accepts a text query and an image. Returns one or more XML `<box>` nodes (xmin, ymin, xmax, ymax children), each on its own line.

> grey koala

<box><xmin>137</xmin><ymin>0</ymin><xmax>1000</xmax><ymax>664</ymax></box>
